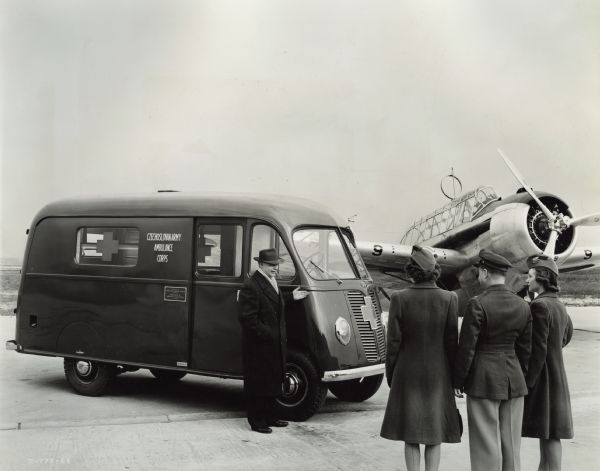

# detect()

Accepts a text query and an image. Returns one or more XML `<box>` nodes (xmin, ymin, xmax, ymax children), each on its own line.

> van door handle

<box><xmin>236</xmin><ymin>290</ymin><xmax>240</xmax><ymax>302</ymax></box>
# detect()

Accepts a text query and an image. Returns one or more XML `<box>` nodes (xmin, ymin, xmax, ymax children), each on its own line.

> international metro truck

<box><xmin>7</xmin><ymin>193</ymin><xmax>386</xmax><ymax>420</ymax></box>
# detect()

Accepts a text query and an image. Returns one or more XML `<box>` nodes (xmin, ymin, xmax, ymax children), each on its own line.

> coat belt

<box><xmin>477</xmin><ymin>344</ymin><xmax>515</xmax><ymax>354</ymax></box>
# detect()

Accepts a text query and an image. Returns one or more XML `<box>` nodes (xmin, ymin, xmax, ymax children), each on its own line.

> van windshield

<box><xmin>293</xmin><ymin>228</ymin><xmax>357</xmax><ymax>280</ymax></box>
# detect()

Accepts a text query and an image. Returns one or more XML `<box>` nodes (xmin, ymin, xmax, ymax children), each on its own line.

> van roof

<box><xmin>32</xmin><ymin>192</ymin><xmax>346</xmax><ymax>231</ymax></box>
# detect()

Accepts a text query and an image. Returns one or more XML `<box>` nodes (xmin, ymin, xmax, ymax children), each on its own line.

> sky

<box><xmin>1</xmin><ymin>0</ymin><xmax>599</xmax><ymax>262</ymax></box>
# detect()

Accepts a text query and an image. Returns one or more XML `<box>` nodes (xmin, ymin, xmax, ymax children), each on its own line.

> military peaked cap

<box><xmin>474</xmin><ymin>249</ymin><xmax>512</xmax><ymax>273</ymax></box>
<box><xmin>527</xmin><ymin>254</ymin><xmax>558</xmax><ymax>276</ymax></box>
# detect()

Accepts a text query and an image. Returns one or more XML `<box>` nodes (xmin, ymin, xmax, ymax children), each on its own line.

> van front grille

<box><xmin>346</xmin><ymin>289</ymin><xmax>386</xmax><ymax>363</ymax></box>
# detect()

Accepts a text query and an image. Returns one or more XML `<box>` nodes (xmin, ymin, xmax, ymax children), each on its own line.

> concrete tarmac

<box><xmin>1</xmin><ymin>312</ymin><xmax>599</xmax><ymax>471</ymax></box>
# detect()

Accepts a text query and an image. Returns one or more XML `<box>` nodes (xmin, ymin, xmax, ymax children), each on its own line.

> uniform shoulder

<box><xmin>391</xmin><ymin>288</ymin><xmax>417</xmax><ymax>302</ymax></box>
<box><xmin>530</xmin><ymin>295</ymin><xmax>554</xmax><ymax>310</ymax></box>
<box><xmin>511</xmin><ymin>292</ymin><xmax>530</xmax><ymax>307</ymax></box>
<box><xmin>441</xmin><ymin>289</ymin><xmax>458</xmax><ymax>300</ymax></box>
<box><xmin>465</xmin><ymin>294</ymin><xmax>482</xmax><ymax>308</ymax></box>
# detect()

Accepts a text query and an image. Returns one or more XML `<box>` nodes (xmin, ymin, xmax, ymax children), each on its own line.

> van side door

<box><xmin>190</xmin><ymin>219</ymin><xmax>246</xmax><ymax>374</ymax></box>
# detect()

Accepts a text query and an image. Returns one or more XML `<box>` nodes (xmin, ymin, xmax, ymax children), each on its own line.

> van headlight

<box><xmin>335</xmin><ymin>317</ymin><xmax>352</xmax><ymax>346</ymax></box>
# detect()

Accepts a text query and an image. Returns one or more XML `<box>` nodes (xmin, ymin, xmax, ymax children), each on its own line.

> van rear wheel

<box><xmin>275</xmin><ymin>349</ymin><xmax>327</xmax><ymax>422</ymax></box>
<box><xmin>327</xmin><ymin>374</ymin><xmax>384</xmax><ymax>402</ymax></box>
<box><xmin>64</xmin><ymin>358</ymin><xmax>115</xmax><ymax>396</ymax></box>
<box><xmin>150</xmin><ymin>369</ymin><xmax>187</xmax><ymax>382</ymax></box>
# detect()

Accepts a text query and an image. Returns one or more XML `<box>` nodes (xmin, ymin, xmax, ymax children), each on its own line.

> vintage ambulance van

<box><xmin>7</xmin><ymin>192</ymin><xmax>386</xmax><ymax>420</ymax></box>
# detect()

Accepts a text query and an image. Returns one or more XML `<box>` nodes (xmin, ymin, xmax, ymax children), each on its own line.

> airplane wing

<box><xmin>557</xmin><ymin>246</ymin><xmax>600</xmax><ymax>272</ymax></box>
<box><xmin>356</xmin><ymin>241</ymin><xmax>470</xmax><ymax>274</ymax></box>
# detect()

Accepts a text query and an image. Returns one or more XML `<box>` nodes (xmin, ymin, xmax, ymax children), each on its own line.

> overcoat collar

<box><xmin>252</xmin><ymin>271</ymin><xmax>280</xmax><ymax>304</ymax></box>
<box><xmin>535</xmin><ymin>291</ymin><xmax>559</xmax><ymax>300</ymax></box>
<box><xmin>484</xmin><ymin>284</ymin><xmax>510</xmax><ymax>293</ymax></box>
<box><xmin>409</xmin><ymin>280</ymin><xmax>439</xmax><ymax>289</ymax></box>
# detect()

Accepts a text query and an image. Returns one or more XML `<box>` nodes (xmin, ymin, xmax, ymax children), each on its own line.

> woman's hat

<box><xmin>410</xmin><ymin>245</ymin><xmax>437</xmax><ymax>272</ymax></box>
<box><xmin>254</xmin><ymin>248</ymin><xmax>284</xmax><ymax>265</ymax></box>
<box><xmin>527</xmin><ymin>254</ymin><xmax>558</xmax><ymax>276</ymax></box>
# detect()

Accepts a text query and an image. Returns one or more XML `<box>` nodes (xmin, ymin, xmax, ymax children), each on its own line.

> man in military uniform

<box><xmin>238</xmin><ymin>248</ymin><xmax>308</xmax><ymax>434</ymax></box>
<box><xmin>454</xmin><ymin>249</ymin><xmax>532</xmax><ymax>471</ymax></box>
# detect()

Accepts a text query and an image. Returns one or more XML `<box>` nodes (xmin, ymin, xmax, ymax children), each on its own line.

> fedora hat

<box><xmin>254</xmin><ymin>248</ymin><xmax>284</xmax><ymax>265</ymax></box>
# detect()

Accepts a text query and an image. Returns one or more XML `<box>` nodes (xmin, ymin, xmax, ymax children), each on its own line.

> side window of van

<box><xmin>196</xmin><ymin>224</ymin><xmax>243</xmax><ymax>277</ymax></box>
<box><xmin>76</xmin><ymin>227</ymin><xmax>139</xmax><ymax>266</ymax></box>
<box><xmin>251</xmin><ymin>224</ymin><xmax>296</xmax><ymax>280</ymax></box>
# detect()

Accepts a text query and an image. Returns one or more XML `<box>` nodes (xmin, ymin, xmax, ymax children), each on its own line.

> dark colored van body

<box><xmin>9</xmin><ymin>193</ymin><xmax>386</xmax><ymax>420</ymax></box>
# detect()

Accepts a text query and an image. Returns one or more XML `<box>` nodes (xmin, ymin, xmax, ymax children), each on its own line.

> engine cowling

<box><xmin>488</xmin><ymin>200</ymin><xmax>577</xmax><ymax>272</ymax></box>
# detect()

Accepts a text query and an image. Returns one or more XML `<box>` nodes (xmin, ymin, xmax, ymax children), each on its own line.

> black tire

<box><xmin>275</xmin><ymin>349</ymin><xmax>327</xmax><ymax>422</ymax></box>
<box><xmin>327</xmin><ymin>374</ymin><xmax>384</xmax><ymax>402</ymax></box>
<box><xmin>64</xmin><ymin>358</ymin><xmax>116</xmax><ymax>396</ymax></box>
<box><xmin>149</xmin><ymin>368</ymin><xmax>187</xmax><ymax>382</ymax></box>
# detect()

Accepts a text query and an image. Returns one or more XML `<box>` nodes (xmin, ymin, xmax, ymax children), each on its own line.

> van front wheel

<box><xmin>327</xmin><ymin>374</ymin><xmax>384</xmax><ymax>402</ymax></box>
<box><xmin>64</xmin><ymin>358</ymin><xmax>115</xmax><ymax>396</ymax></box>
<box><xmin>275</xmin><ymin>349</ymin><xmax>327</xmax><ymax>422</ymax></box>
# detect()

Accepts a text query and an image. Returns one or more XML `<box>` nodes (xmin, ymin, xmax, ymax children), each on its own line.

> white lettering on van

<box><xmin>157</xmin><ymin>254</ymin><xmax>169</xmax><ymax>263</ymax></box>
<box><xmin>153</xmin><ymin>243</ymin><xmax>174</xmax><ymax>252</ymax></box>
<box><xmin>146</xmin><ymin>233</ymin><xmax>182</xmax><ymax>242</ymax></box>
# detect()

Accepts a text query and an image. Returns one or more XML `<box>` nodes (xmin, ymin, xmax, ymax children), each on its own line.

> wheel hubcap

<box><xmin>283</xmin><ymin>372</ymin><xmax>300</xmax><ymax>397</ymax></box>
<box><xmin>76</xmin><ymin>360</ymin><xmax>92</xmax><ymax>377</ymax></box>
<box><xmin>277</xmin><ymin>363</ymin><xmax>309</xmax><ymax>408</ymax></box>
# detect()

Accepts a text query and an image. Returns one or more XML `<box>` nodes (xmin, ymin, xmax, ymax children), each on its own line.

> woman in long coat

<box><xmin>522</xmin><ymin>255</ymin><xmax>574</xmax><ymax>471</ymax></box>
<box><xmin>381</xmin><ymin>246</ymin><xmax>461</xmax><ymax>471</ymax></box>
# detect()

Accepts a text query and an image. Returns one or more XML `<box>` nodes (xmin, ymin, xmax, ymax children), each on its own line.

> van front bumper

<box><xmin>322</xmin><ymin>363</ymin><xmax>384</xmax><ymax>382</ymax></box>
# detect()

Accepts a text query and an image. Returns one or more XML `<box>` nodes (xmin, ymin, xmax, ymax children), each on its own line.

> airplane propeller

<box><xmin>497</xmin><ymin>149</ymin><xmax>555</xmax><ymax>223</ymax></box>
<box><xmin>564</xmin><ymin>213</ymin><xmax>600</xmax><ymax>227</ymax></box>
<box><xmin>498</xmin><ymin>149</ymin><xmax>600</xmax><ymax>258</ymax></box>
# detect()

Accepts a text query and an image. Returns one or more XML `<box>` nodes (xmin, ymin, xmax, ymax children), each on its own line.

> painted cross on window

<box><xmin>197</xmin><ymin>235</ymin><xmax>214</xmax><ymax>263</ymax></box>
<box><xmin>95</xmin><ymin>231</ymin><xmax>120</xmax><ymax>262</ymax></box>
<box><xmin>360</xmin><ymin>296</ymin><xmax>377</xmax><ymax>330</ymax></box>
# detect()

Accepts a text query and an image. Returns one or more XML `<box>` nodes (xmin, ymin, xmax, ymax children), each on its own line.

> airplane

<box><xmin>357</xmin><ymin>150</ymin><xmax>600</xmax><ymax>308</ymax></box>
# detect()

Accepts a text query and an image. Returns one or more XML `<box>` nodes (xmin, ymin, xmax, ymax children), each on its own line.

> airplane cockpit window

<box><xmin>293</xmin><ymin>228</ymin><xmax>357</xmax><ymax>281</ymax></box>
<box><xmin>471</xmin><ymin>186</ymin><xmax>499</xmax><ymax>217</ymax></box>
<box><xmin>401</xmin><ymin>186</ymin><xmax>499</xmax><ymax>244</ymax></box>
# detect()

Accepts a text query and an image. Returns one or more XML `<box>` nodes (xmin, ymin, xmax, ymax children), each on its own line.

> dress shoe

<box><xmin>251</xmin><ymin>425</ymin><xmax>272</xmax><ymax>434</ymax></box>
<box><xmin>269</xmin><ymin>420</ymin><xmax>289</xmax><ymax>427</ymax></box>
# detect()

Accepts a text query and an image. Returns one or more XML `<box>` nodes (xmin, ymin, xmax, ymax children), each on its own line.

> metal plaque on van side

<box><xmin>164</xmin><ymin>286</ymin><xmax>187</xmax><ymax>302</ymax></box>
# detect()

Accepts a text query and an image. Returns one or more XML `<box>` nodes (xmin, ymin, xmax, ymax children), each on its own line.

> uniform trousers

<box><xmin>246</xmin><ymin>395</ymin><xmax>277</xmax><ymax>428</ymax></box>
<box><xmin>466</xmin><ymin>396</ymin><xmax>524</xmax><ymax>471</ymax></box>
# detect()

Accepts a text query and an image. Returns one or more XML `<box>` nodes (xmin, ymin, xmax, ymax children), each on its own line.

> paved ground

<box><xmin>1</xmin><ymin>311</ymin><xmax>599</xmax><ymax>471</ymax></box>
<box><xmin>565</xmin><ymin>306</ymin><xmax>600</xmax><ymax>332</ymax></box>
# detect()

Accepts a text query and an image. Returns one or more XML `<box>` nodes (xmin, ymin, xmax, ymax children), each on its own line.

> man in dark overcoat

<box><xmin>238</xmin><ymin>248</ymin><xmax>308</xmax><ymax>434</ymax></box>
<box><xmin>454</xmin><ymin>249</ymin><xmax>532</xmax><ymax>471</ymax></box>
